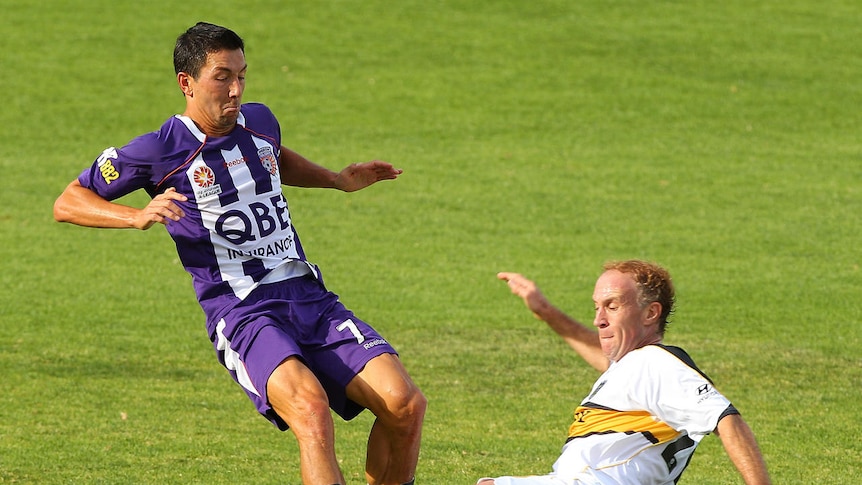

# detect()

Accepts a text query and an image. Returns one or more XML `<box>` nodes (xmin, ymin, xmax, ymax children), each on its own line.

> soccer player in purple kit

<box><xmin>54</xmin><ymin>22</ymin><xmax>425</xmax><ymax>485</ymax></box>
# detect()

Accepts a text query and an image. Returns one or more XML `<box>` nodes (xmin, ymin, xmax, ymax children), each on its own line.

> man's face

<box><xmin>592</xmin><ymin>270</ymin><xmax>659</xmax><ymax>362</ymax></box>
<box><xmin>182</xmin><ymin>48</ymin><xmax>247</xmax><ymax>136</ymax></box>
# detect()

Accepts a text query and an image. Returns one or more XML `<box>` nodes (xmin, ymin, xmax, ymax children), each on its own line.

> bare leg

<box><xmin>346</xmin><ymin>353</ymin><xmax>426</xmax><ymax>485</ymax></box>
<box><xmin>268</xmin><ymin>357</ymin><xmax>346</xmax><ymax>485</ymax></box>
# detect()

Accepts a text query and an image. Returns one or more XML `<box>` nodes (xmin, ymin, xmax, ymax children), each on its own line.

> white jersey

<box><xmin>551</xmin><ymin>344</ymin><xmax>737</xmax><ymax>484</ymax></box>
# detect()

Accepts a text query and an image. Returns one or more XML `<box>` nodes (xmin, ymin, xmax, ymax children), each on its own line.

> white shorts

<box><xmin>477</xmin><ymin>477</ymin><xmax>571</xmax><ymax>485</ymax></box>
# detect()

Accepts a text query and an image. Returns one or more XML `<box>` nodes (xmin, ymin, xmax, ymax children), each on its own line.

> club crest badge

<box><xmin>258</xmin><ymin>146</ymin><xmax>278</xmax><ymax>176</ymax></box>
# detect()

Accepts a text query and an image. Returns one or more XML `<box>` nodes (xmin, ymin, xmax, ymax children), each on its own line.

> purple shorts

<box><xmin>211</xmin><ymin>274</ymin><xmax>397</xmax><ymax>430</ymax></box>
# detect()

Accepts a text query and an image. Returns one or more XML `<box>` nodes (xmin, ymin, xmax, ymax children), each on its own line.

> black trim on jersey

<box><xmin>652</xmin><ymin>344</ymin><xmax>713</xmax><ymax>384</ymax></box>
<box><xmin>718</xmin><ymin>403</ymin><xmax>740</xmax><ymax>420</ymax></box>
<box><xmin>661</xmin><ymin>435</ymin><xmax>697</xmax><ymax>482</ymax></box>
<box><xmin>653</xmin><ymin>344</ymin><xmax>742</xmax><ymax>421</ymax></box>
<box><xmin>579</xmin><ymin>402</ymin><xmax>620</xmax><ymax>412</ymax></box>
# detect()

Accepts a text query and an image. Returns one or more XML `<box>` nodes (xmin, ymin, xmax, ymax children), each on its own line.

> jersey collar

<box><xmin>175</xmin><ymin>111</ymin><xmax>246</xmax><ymax>143</ymax></box>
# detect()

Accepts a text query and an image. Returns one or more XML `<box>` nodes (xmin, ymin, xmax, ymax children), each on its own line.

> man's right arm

<box><xmin>497</xmin><ymin>272</ymin><xmax>609</xmax><ymax>372</ymax></box>
<box><xmin>54</xmin><ymin>180</ymin><xmax>187</xmax><ymax>230</ymax></box>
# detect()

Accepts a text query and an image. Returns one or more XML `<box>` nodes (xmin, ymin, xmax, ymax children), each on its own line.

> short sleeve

<box><xmin>633</xmin><ymin>346</ymin><xmax>735</xmax><ymax>436</ymax></box>
<box><xmin>78</xmin><ymin>132</ymin><xmax>163</xmax><ymax>201</ymax></box>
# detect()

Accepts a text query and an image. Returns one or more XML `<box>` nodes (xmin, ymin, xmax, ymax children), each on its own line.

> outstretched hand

<box><xmin>499</xmin><ymin>272</ymin><xmax>609</xmax><ymax>371</ymax></box>
<box><xmin>497</xmin><ymin>272</ymin><xmax>552</xmax><ymax>318</ymax></box>
<box><xmin>334</xmin><ymin>160</ymin><xmax>402</xmax><ymax>192</ymax></box>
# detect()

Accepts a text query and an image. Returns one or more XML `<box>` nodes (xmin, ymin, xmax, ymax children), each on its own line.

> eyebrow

<box><xmin>593</xmin><ymin>295</ymin><xmax>618</xmax><ymax>304</ymax></box>
<box><xmin>594</xmin><ymin>290</ymin><xmax>630</xmax><ymax>305</ymax></box>
<box><xmin>212</xmin><ymin>64</ymin><xmax>248</xmax><ymax>74</ymax></box>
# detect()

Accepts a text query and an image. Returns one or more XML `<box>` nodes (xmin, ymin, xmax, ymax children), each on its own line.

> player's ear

<box><xmin>645</xmin><ymin>301</ymin><xmax>662</xmax><ymax>324</ymax></box>
<box><xmin>177</xmin><ymin>72</ymin><xmax>194</xmax><ymax>97</ymax></box>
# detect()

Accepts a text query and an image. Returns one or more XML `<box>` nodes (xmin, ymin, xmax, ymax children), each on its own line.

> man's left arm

<box><xmin>279</xmin><ymin>146</ymin><xmax>401</xmax><ymax>191</ymax></box>
<box><xmin>715</xmin><ymin>413</ymin><xmax>771</xmax><ymax>485</ymax></box>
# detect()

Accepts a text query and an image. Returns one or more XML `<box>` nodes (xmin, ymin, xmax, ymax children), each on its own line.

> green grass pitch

<box><xmin>1</xmin><ymin>0</ymin><xmax>860</xmax><ymax>483</ymax></box>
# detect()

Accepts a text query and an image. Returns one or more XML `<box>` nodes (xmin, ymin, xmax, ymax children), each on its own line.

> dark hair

<box><xmin>173</xmin><ymin>22</ymin><xmax>245</xmax><ymax>77</ymax></box>
<box><xmin>603</xmin><ymin>260</ymin><xmax>676</xmax><ymax>334</ymax></box>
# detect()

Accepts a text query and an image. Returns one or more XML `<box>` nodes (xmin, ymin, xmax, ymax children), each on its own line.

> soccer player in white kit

<box><xmin>482</xmin><ymin>260</ymin><xmax>771</xmax><ymax>485</ymax></box>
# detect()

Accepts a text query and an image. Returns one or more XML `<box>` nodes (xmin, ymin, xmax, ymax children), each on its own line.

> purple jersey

<box><xmin>78</xmin><ymin>103</ymin><xmax>313</xmax><ymax>332</ymax></box>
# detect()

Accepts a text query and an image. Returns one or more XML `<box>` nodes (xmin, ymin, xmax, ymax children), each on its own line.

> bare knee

<box><xmin>267</xmin><ymin>359</ymin><xmax>334</xmax><ymax>440</ymax></box>
<box><xmin>348</xmin><ymin>354</ymin><xmax>427</xmax><ymax>430</ymax></box>
<box><xmin>383</xmin><ymin>385</ymin><xmax>427</xmax><ymax>429</ymax></box>
<box><xmin>405</xmin><ymin>387</ymin><xmax>428</xmax><ymax>424</ymax></box>
<box><xmin>282</xmin><ymin>393</ymin><xmax>332</xmax><ymax>435</ymax></box>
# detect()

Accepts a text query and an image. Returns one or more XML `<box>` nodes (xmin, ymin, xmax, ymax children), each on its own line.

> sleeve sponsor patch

<box><xmin>96</xmin><ymin>147</ymin><xmax>120</xmax><ymax>184</ymax></box>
